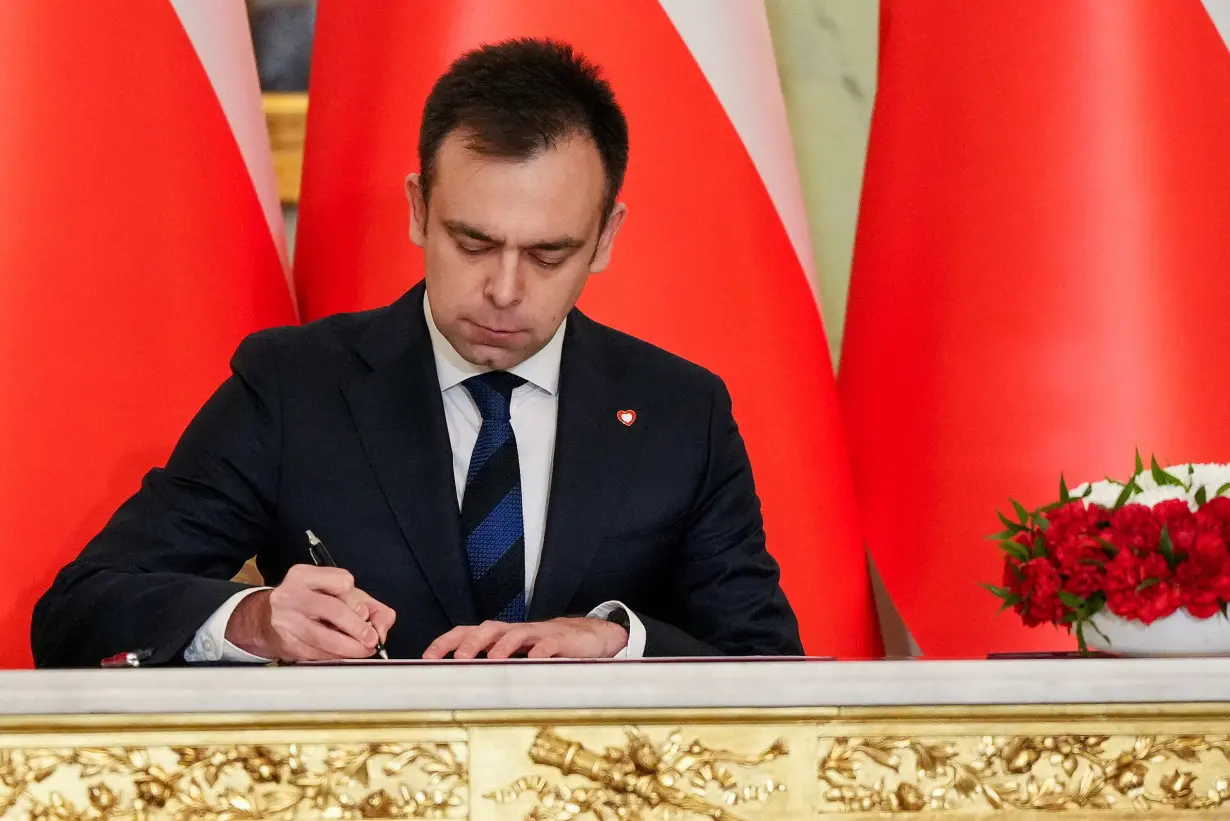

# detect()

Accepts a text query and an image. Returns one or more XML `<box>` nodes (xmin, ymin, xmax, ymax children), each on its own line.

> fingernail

<box><xmin>363</xmin><ymin>628</ymin><xmax>377</xmax><ymax>645</ymax></box>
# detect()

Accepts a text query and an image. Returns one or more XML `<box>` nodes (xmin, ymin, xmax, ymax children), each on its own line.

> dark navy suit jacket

<box><xmin>31</xmin><ymin>282</ymin><xmax>802</xmax><ymax>666</ymax></box>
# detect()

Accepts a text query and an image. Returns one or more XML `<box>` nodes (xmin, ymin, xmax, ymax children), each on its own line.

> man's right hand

<box><xmin>225</xmin><ymin>564</ymin><xmax>396</xmax><ymax>661</ymax></box>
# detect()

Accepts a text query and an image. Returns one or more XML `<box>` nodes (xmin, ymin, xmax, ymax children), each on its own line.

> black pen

<box><xmin>305</xmin><ymin>529</ymin><xmax>389</xmax><ymax>659</ymax></box>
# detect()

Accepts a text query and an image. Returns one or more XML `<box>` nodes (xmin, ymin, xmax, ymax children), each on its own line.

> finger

<box><xmin>527</xmin><ymin>636</ymin><xmax>562</xmax><ymax>659</ymax></box>
<box><xmin>350</xmin><ymin>589</ymin><xmax>397</xmax><ymax>641</ymax></box>
<box><xmin>455</xmin><ymin>621</ymin><xmax>513</xmax><ymax>659</ymax></box>
<box><xmin>276</xmin><ymin>630</ymin><xmax>339</xmax><ymax>662</ymax></box>
<box><xmin>422</xmin><ymin>626</ymin><xmax>471</xmax><ymax>660</ymax></box>
<box><xmin>296</xmin><ymin>616</ymin><xmax>375</xmax><ymax>659</ymax></box>
<box><xmin>487</xmin><ymin>625</ymin><xmax>538</xmax><ymax>659</ymax></box>
<box><xmin>339</xmin><ymin>588</ymin><xmax>370</xmax><ymax>622</ymax></box>
<box><xmin>299</xmin><ymin>591</ymin><xmax>378</xmax><ymax>648</ymax></box>
<box><xmin>283</xmin><ymin>563</ymin><xmax>356</xmax><ymax>596</ymax></box>
<box><xmin>269</xmin><ymin>612</ymin><xmax>363</xmax><ymax>661</ymax></box>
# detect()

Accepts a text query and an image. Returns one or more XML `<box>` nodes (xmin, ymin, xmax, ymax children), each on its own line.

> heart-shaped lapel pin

<box><xmin>617</xmin><ymin>409</ymin><xmax>637</xmax><ymax>427</ymax></box>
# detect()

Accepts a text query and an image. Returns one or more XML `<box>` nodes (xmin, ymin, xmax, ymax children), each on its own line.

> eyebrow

<box><xmin>442</xmin><ymin>220</ymin><xmax>586</xmax><ymax>253</ymax></box>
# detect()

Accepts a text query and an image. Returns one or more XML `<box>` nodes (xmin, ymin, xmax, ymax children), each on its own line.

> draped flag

<box><xmin>840</xmin><ymin>0</ymin><xmax>1230</xmax><ymax>656</ymax></box>
<box><xmin>295</xmin><ymin>0</ymin><xmax>882</xmax><ymax>656</ymax></box>
<box><xmin>0</xmin><ymin>1</ymin><xmax>296</xmax><ymax>666</ymax></box>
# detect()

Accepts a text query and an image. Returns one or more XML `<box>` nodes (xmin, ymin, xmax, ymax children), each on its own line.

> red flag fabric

<box><xmin>0</xmin><ymin>1</ymin><xmax>296</xmax><ymax>667</ymax></box>
<box><xmin>840</xmin><ymin>0</ymin><xmax>1230</xmax><ymax>656</ymax></box>
<box><xmin>295</xmin><ymin>0</ymin><xmax>881</xmax><ymax>656</ymax></box>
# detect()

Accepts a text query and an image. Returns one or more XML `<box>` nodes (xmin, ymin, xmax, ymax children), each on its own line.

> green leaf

<box><xmin>1000</xmin><ymin>541</ymin><xmax>1030</xmax><ymax>562</ymax></box>
<box><xmin>1095</xmin><ymin>537</ymin><xmax>1120</xmax><ymax>556</ymax></box>
<box><xmin>986</xmin><ymin>528</ymin><xmax>1018</xmax><ymax>542</ymax></box>
<box><xmin>1058</xmin><ymin>591</ymin><xmax>1086</xmax><ymax>609</ymax></box>
<box><xmin>1113</xmin><ymin>483</ymin><xmax>1135</xmax><ymax>510</ymax></box>
<box><xmin>1059</xmin><ymin>474</ymin><xmax>1070</xmax><ymax>504</ymax></box>
<box><xmin>1159</xmin><ymin>527</ymin><xmax>1178</xmax><ymax>570</ymax></box>
<box><xmin>1217</xmin><ymin>482</ymin><xmax>1230</xmax><ymax>497</ymax></box>
<box><xmin>996</xmin><ymin>510</ymin><xmax>1025</xmax><ymax>533</ymax></box>
<box><xmin>983</xmin><ymin>583</ymin><xmax>1013</xmax><ymax>600</ymax></box>
<box><xmin>997</xmin><ymin>594</ymin><xmax>1022</xmax><ymax>613</ymax></box>
<box><xmin>1196</xmin><ymin>486</ymin><xmax>1208</xmax><ymax>507</ymax></box>
<box><xmin>1011</xmin><ymin>499</ymin><xmax>1030</xmax><ymax>526</ymax></box>
<box><xmin>1136</xmin><ymin>577</ymin><xmax>1160</xmax><ymax>593</ymax></box>
<box><xmin>1079</xmin><ymin>483</ymin><xmax>1094</xmax><ymax>499</ymax></box>
<box><xmin>1135</xmin><ymin>448</ymin><xmax>1144</xmax><ymax>476</ymax></box>
<box><xmin>1032</xmin><ymin>535</ymin><xmax>1048</xmax><ymax>558</ymax></box>
<box><xmin>1152</xmin><ymin>456</ymin><xmax>1185</xmax><ymax>488</ymax></box>
<box><xmin>1031</xmin><ymin>512</ymin><xmax>1051</xmax><ymax>532</ymax></box>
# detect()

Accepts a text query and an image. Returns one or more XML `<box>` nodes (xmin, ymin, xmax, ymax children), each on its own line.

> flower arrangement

<box><xmin>987</xmin><ymin>454</ymin><xmax>1230</xmax><ymax>650</ymax></box>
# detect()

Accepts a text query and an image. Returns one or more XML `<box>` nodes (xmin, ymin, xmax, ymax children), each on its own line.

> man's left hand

<box><xmin>422</xmin><ymin>617</ymin><xmax>628</xmax><ymax>660</ymax></box>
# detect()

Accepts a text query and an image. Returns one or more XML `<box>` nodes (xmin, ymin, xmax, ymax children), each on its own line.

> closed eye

<box><xmin>530</xmin><ymin>254</ymin><xmax>567</xmax><ymax>269</ymax></box>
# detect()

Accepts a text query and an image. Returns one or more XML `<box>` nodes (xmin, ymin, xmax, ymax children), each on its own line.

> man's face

<box><xmin>406</xmin><ymin>131</ymin><xmax>626</xmax><ymax>370</ymax></box>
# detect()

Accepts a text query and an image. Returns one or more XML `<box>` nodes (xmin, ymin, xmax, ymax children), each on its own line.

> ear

<box><xmin>405</xmin><ymin>173</ymin><xmax>428</xmax><ymax>247</ymax></box>
<box><xmin>588</xmin><ymin>202</ymin><xmax>628</xmax><ymax>273</ymax></box>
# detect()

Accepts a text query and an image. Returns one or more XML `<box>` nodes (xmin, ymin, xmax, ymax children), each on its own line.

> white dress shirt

<box><xmin>185</xmin><ymin>295</ymin><xmax>645</xmax><ymax>662</ymax></box>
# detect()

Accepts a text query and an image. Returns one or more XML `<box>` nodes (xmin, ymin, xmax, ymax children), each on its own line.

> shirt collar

<box><xmin>424</xmin><ymin>292</ymin><xmax>565</xmax><ymax>396</ymax></box>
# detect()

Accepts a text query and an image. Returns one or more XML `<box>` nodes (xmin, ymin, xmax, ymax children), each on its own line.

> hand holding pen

<box><xmin>307</xmin><ymin>530</ymin><xmax>390</xmax><ymax>659</ymax></box>
<box><xmin>222</xmin><ymin>535</ymin><xmax>396</xmax><ymax>661</ymax></box>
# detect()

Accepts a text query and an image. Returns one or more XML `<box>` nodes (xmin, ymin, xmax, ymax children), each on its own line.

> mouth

<box><xmin>466</xmin><ymin>319</ymin><xmax>525</xmax><ymax>342</ymax></box>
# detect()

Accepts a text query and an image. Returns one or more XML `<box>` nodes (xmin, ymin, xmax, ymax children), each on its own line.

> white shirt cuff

<box><xmin>586</xmin><ymin>600</ymin><xmax>646</xmax><ymax>659</ymax></box>
<box><xmin>184</xmin><ymin>587</ymin><xmax>272</xmax><ymax>663</ymax></box>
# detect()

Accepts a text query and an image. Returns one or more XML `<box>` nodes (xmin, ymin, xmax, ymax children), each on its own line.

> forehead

<box><xmin>429</xmin><ymin>131</ymin><xmax>606</xmax><ymax>239</ymax></box>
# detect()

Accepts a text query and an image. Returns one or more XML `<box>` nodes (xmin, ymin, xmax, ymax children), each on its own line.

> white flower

<box><xmin>1128</xmin><ymin>485</ymin><xmax>1194</xmax><ymax>511</ymax></box>
<box><xmin>1074</xmin><ymin>479</ymin><xmax>1127</xmax><ymax>509</ymax></box>
<box><xmin>1187</xmin><ymin>462</ymin><xmax>1230</xmax><ymax>498</ymax></box>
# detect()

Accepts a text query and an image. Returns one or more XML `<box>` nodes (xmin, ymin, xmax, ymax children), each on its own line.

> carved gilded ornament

<box><xmin>485</xmin><ymin>727</ymin><xmax>787</xmax><ymax>820</ymax></box>
<box><xmin>0</xmin><ymin>743</ymin><xmax>466</xmax><ymax>820</ymax></box>
<box><xmin>817</xmin><ymin>734</ymin><xmax>1230</xmax><ymax>813</ymax></box>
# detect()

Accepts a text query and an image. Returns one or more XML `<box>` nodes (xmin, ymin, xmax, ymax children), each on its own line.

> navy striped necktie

<box><xmin>461</xmin><ymin>371</ymin><xmax>527</xmax><ymax>623</ymax></box>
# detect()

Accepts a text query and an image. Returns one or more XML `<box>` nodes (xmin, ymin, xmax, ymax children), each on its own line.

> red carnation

<box><xmin>1153</xmin><ymin>499</ymin><xmax>1197</xmax><ymax>555</ymax></box>
<box><xmin>1103</xmin><ymin>551</ymin><xmax>1180</xmax><ymax>624</ymax></box>
<box><xmin>1017</xmin><ymin>557</ymin><xmax>1065</xmax><ymax>626</ymax></box>
<box><xmin>1175</xmin><ymin>531</ymin><xmax>1230</xmax><ymax>618</ymax></box>
<box><xmin>1108</xmin><ymin>504</ymin><xmax>1161</xmax><ymax>555</ymax></box>
<box><xmin>1044</xmin><ymin>501</ymin><xmax>1107</xmax><ymax>548</ymax></box>
<box><xmin>1197</xmin><ymin>496</ymin><xmax>1230</xmax><ymax>541</ymax></box>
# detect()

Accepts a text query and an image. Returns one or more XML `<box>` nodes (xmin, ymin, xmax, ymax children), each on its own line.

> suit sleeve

<box><xmin>29</xmin><ymin>333</ymin><xmax>284</xmax><ymax>668</ymax></box>
<box><xmin>639</xmin><ymin>376</ymin><xmax>804</xmax><ymax>657</ymax></box>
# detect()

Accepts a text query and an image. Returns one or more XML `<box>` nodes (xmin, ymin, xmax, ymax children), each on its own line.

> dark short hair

<box><xmin>418</xmin><ymin>38</ymin><xmax>629</xmax><ymax>221</ymax></box>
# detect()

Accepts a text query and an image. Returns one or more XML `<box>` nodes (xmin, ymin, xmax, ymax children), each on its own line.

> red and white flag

<box><xmin>0</xmin><ymin>0</ymin><xmax>296</xmax><ymax>666</ymax></box>
<box><xmin>840</xmin><ymin>0</ymin><xmax>1230</xmax><ymax>657</ymax></box>
<box><xmin>295</xmin><ymin>0</ymin><xmax>882</xmax><ymax>656</ymax></box>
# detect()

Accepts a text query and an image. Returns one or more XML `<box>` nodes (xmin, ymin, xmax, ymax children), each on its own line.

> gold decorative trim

<box><xmin>0</xmin><ymin>742</ymin><xmax>466</xmax><ymax>820</ymax></box>
<box><xmin>818</xmin><ymin>735</ymin><xmax>1230</xmax><ymax>814</ymax></box>
<box><xmin>4</xmin><ymin>705</ymin><xmax>1230</xmax><ymax>819</ymax></box>
<box><xmin>262</xmin><ymin>92</ymin><xmax>308</xmax><ymax>204</ymax></box>
<box><xmin>486</xmin><ymin>727</ymin><xmax>786</xmax><ymax>820</ymax></box>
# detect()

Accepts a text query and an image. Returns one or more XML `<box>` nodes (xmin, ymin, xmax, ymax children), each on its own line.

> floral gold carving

<box><xmin>0</xmin><ymin>742</ymin><xmax>466</xmax><ymax>820</ymax></box>
<box><xmin>817</xmin><ymin>734</ymin><xmax>1230</xmax><ymax>813</ymax></box>
<box><xmin>486</xmin><ymin>727</ymin><xmax>787</xmax><ymax>820</ymax></box>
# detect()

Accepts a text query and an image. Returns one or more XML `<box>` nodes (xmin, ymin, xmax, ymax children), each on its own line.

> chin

<box><xmin>460</xmin><ymin>343</ymin><xmax>517</xmax><ymax>370</ymax></box>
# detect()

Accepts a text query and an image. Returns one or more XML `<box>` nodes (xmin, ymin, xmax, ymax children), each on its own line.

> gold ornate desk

<box><xmin>2</xmin><ymin>659</ymin><xmax>1230</xmax><ymax>819</ymax></box>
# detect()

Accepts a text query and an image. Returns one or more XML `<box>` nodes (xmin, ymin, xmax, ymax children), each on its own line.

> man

<box><xmin>31</xmin><ymin>38</ymin><xmax>802</xmax><ymax>667</ymax></box>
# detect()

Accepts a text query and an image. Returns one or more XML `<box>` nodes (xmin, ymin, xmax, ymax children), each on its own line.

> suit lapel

<box><xmin>341</xmin><ymin>285</ymin><xmax>477</xmax><ymax>627</ymax></box>
<box><xmin>530</xmin><ymin>314</ymin><xmax>650</xmax><ymax>621</ymax></box>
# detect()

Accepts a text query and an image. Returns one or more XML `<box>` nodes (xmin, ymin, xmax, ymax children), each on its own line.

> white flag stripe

<box><xmin>658</xmin><ymin>0</ymin><xmax>817</xmax><ymax>288</ymax></box>
<box><xmin>1202</xmin><ymin>0</ymin><xmax>1230</xmax><ymax>51</ymax></box>
<box><xmin>169</xmin><ymin>0</ymin><xmax>289</xmax><ymax>276</ymax></box>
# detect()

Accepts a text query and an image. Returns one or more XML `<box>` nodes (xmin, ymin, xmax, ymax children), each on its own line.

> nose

<box><xmin>485</xmin><ymin>249</ymin><xmax>524</xmax><ymax>309</ymax></box>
